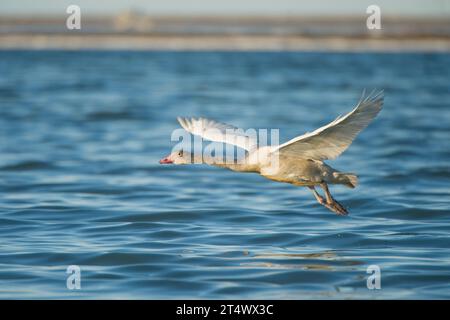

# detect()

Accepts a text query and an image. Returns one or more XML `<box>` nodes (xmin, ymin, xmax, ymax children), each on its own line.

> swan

<box><xmin>160</xmin><ymin>90</ymin><xmax>384</xmax><ymax>215</ymax></box>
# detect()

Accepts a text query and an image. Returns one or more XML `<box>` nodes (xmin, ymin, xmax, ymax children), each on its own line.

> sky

<box><xmin>1</xmin><ymin>0</ymin><xmax>449</xmax><ymax>17</ymax></box>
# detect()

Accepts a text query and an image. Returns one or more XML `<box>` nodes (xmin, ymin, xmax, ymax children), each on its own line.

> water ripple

<box><xmin>0</xmin><ymin>51</ymin><xmax>449</xmax><ymax>299</ymax></box>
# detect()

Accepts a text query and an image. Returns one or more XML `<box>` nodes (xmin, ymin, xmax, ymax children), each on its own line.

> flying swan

<box><xmin>160</xmin><ymin>90</ymin><xmax>384</xmax><ymax>215</ymax></box>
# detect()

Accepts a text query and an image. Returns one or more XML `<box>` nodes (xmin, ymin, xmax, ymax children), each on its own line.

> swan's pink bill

<box><xmin>159</xmin><ymin>157</ymin><xmax>173</xmax><ymax>164</ymax></box>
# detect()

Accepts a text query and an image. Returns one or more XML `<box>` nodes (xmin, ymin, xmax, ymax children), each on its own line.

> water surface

<box><xmin>0</xmin><ymin>51</ymin><xmax>449</xmax><ymax>299</ymax></box>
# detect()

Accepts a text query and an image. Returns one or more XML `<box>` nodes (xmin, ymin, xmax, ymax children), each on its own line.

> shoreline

<box><xmin>2</xmin><ymin>34</ymin><xmax>450</xmax><ymax>52</ymax></box>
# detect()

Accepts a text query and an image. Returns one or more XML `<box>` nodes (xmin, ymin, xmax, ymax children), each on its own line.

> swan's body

<box><xmin>160</xmin><ymin>91</ymin><xmax>384</xmax><ymax>215</ymax></box>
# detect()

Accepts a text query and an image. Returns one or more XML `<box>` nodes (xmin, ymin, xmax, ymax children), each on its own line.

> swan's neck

<box><xmin>191</xmin><ymin>154</ymin><xmax>259</xmax><ymax>173</ymax></box>
<box><xmin>213</xmin><ymin>161</ymin><xmax>259</xmax><ymax>173</ymax></box>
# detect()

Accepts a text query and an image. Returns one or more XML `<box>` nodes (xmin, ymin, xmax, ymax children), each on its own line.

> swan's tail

<box><xmin>333</xmin><ymin>172</ymin><xmax>358</xmax><ymax>188</ymax></box>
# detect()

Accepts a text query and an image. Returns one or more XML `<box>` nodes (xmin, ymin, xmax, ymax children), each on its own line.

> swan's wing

<box><xmin>177</xmin><ymin>117</ymin><xmax>257</xmax><ymax>151</ymax></box>
<box><xmin>271</xmin><ymin>90</ymin><xmax>384</xmax><ymax>160</ymax></box>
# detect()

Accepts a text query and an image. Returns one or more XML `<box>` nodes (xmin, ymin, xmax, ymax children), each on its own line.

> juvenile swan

<box><xmin>160</xmin><ymin>90</ymin><xmax>384</xmax><ymax>215</ymax></box>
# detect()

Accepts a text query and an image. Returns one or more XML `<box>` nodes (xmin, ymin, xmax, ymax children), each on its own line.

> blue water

<box><xmin>0</xmin><ymin>51</ymin><xmax>449</xmax><ymax>299</ymax></box>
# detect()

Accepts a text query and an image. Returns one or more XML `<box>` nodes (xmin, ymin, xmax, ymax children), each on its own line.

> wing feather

<box><xmin>272</xmin><ymin>90</ymin><xmax>384</xmax><ymax>160</ymax></box>
<box><xmin>177</xmin><ymin>117</ymin><xmax>257</xmax><ymax>151</ymax></box>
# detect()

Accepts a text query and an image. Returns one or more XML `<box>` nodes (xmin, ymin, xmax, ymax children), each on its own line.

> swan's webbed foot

<box><xmin>324</xmin><ymin>198</ymin><xmax>348</xmax><ymax>216</ymax></box>
<box><xmin>310</xmin><ymin>183</ymin><xmax>349</xmax><ymax>216</ymax></box>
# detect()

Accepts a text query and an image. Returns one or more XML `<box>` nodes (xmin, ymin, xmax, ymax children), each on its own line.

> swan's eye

<box><xmin>178</xmin><ymin>150</ymin><xmax>183</xmax><ymax>157</ymax></box>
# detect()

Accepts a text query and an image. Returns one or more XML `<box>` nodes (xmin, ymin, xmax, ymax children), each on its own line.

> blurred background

<box><xmin>1</xmin><ymin>1</ymin><xmax>450</xmax><ymax>299</ymax></box>
<box><xmin>1</xmin><ymin>0</ymin><xmax>450</xmax><ymax>50</ymax></box>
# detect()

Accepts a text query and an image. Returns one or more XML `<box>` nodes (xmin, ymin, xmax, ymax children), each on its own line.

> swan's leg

<box><xmin>320</xmin><ymin>183</ymin><xmax>348</xmax><ymax>216</ymax></box>
<box><xmin>308</xmin><ymin>186</ymin><xmax>325</xmax><ymax>205</ymax></box>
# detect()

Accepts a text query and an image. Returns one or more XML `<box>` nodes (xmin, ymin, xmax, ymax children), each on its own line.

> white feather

<box><xmin>271</xmin><ymin>90</ymin><xmax>384</xmax><ymax>160</ymax></box>
<box><xmin>177</xmin><ymin>117</ymin><xmax>257</xmax><ymax>151</ymax></box>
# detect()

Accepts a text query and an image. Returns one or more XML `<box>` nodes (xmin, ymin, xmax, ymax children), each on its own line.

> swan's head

<box><xmin>159</xmin><ymin>149</ymin><xmax>191</xmax><ymax>165</ymax></box>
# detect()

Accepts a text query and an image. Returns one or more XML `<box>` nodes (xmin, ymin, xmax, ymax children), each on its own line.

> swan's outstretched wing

<box><xmin>177</xmin><ymin>117</ymin><xmax>257</xmax><ymax>151</ymax></box>
<box><xmin>271</xmin><ymin>90</ymin><xmax>384</xmax><ymax>160</ymax></box>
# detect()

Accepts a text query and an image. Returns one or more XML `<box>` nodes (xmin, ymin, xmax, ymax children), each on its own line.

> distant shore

<box><xmin>1</xmin><ymin>15</ymin><xmax>450</xmax><ymax>51</ymax></box>
<box><xmin>1</xmin><ymin>34</ymin><xmax>450</xmax><ymax>51</ymax></box>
